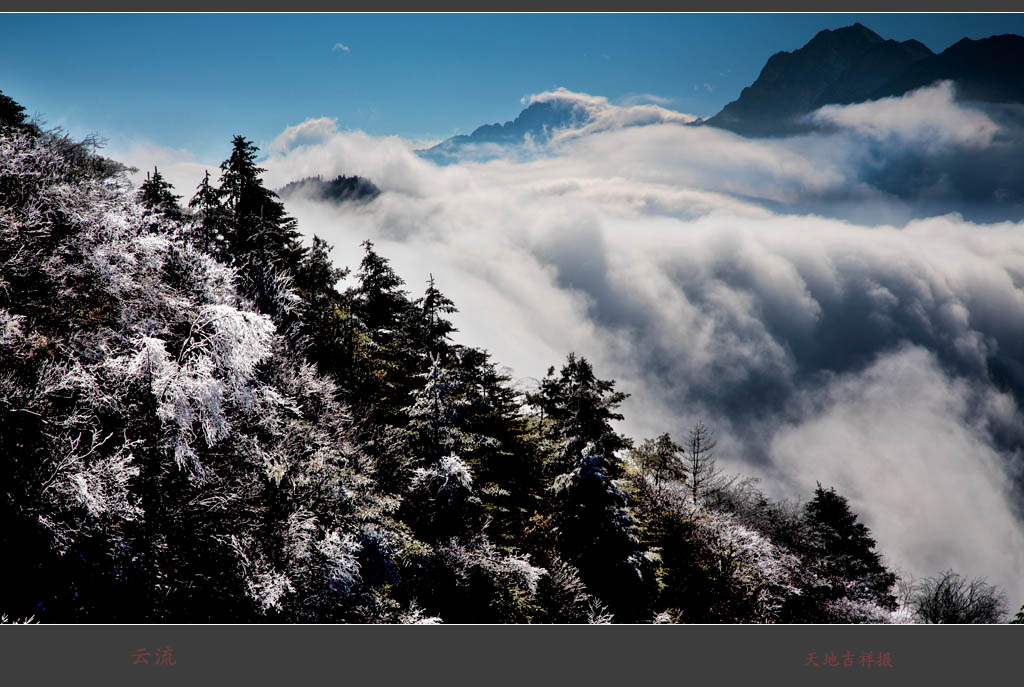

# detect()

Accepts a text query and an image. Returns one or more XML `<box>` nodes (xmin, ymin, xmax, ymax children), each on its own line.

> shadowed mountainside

<box><xmin>705</xmin><ymin>23</ymin><xmax>1024</xmax><ymax>138</ymax></box>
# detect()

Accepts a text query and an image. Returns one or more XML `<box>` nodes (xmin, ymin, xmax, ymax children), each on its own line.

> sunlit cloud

<box><xmin>808</xmin><ymin>81</ymin><xmax>1001</xmax><ymax>151</ymax></box>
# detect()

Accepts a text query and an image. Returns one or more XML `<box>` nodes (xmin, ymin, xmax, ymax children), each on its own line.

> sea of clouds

<box><xmin>123</xmin><ymin>84</ymin><xmax>1024</xmax><ymax>612</ymax></box>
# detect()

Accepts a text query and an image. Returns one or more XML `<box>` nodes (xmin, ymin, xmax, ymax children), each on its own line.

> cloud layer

<box><xmin>124</xmin><ymin>87</ymin><xmax>1024</xmax><ymax>611</ymax></box>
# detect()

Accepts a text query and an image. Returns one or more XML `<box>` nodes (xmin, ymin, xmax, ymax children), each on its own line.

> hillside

<box><xmin>1</xmin><ymin>90</ymin><xmax>1016</xmax><ymax>624</ymax></box>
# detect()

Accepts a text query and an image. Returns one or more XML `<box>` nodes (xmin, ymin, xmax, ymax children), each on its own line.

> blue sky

<box><xmin>3</xmin><ymin>13</ymin><xmax>1024</xmax><ymax>161</ymax></box>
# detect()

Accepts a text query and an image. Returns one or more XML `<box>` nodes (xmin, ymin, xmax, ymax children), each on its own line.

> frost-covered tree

<box><xmin>0</xmin><ymin>120</ymin><xmax>410</xmax><ymax>623</ymax></box>
<box><xmin>402</xmin><ymin>455</ymin><xmax>486</xmax><ymax>543</ymax></box>
<box><xmin>531</xmin><ymin>354</ymin><xmax>656</xmax><ymax>622</ymax></box>
<box><xmin>534</xmin><ymin>557</ymin><xmax>613</xmax><ymax>623</ymax></box>
<box><xmin>403</xmin><ymin>358</ymin><xmax>498</xmax><ymax>467</ymax></box>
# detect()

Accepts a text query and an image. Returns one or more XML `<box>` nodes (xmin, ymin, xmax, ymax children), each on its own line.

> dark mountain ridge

<box><xmin>705</xmin><ymin>24</ymin><xmax>1024</xmax><ymax>138</ymax></box>
<box><xmin>868</xmin><ymin>33</ymin><xmax>1024</xmax><ymax>104</ymax></box>
<box><xmin>704</xmin><ymin>23</ymin><xmax>935</xmax><ymax>137</ymax></box>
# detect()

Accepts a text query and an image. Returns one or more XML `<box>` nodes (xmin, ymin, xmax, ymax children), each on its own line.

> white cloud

<box><xmin>333</xmin><ymin>42</ymin><xmax>351</xmax><ymax>53</ymax></box>
<box><xmin>769</xmin><ymin>345</ymin><xmax>1024</xmax><ymax>608</ymax></box>
<box><xmin>269</xmin><ymin>117</ymin><xmax>340</xmax><ymax>155</ymax></box>
<box><xmin>106</xmin><ymin>140</ymin><xmax>220</xmax><ymax>201</ymax></box>
<box><xmin>808</xmin><ymin>81</ymin><xmax>1001</xmax><ymax>152</ymax></box>
<box><xmin>521</xmin><ymin>88</ymin><xmax>698</xmax><ymax>143</ymax></box>
<box><xmin>617</xmin><ymin>93</ymin><xmax>676</xmax><ymax>107</ymax></box>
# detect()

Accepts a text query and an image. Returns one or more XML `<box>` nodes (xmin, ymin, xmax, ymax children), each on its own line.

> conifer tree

<box><xmin>345</xmin><ymin>240</ymin><xmax>420</xmax><ymax>423</ymax></box>
<box><xmin>351</xmin><ymin>240</ymin><xmax>412</xmax><ymax>338</ymax></box>
<box><xmin>0</xmin><ymin>89</ymin><xmax>28</xmax><ymax>129</ymax></box>
<box><xmin>217</xmin><ymin>135</ymin><xmax>301</xmax><ymax>268</ymax></box>
<box><xmin>291</xmin><ymin>235</ymin><xmax>350</xmax><ymax>369</ymax></box>
<box><xmin>138</xmin><ymin>166</ymin><xmax>182</xmax><ymax>220</ymax></box>
<box><xmin>685</xmin><ymin>421</ymin><xmax>734</xmax><ymax>505</ymax></box>
<box><xmin>418</xmin><ymin>274</ymin><xmax>458</xmax><ymax>359</ymax></box>
<box><xmin>803</xmin><ymin>484</ymin><xmax>897</xmax><ymax>615</ymax></box>
<box><xmin>188</xmin><ymin>169</ymin><xmax>229</xmax><ymax>257</ymax></box>
<box><xmin>531</xmin><ymin>354</ymin><xmax>656</xmax><ymax>621</ymax></box>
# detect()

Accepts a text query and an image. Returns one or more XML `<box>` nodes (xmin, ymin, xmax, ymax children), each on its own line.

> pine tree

<box><xmin>351</xmin><ymin>240</ymin><xmax>412</xmax><ymax>339</ymax></box>
<box><xmin>685</xmin><ymin>421</ymin><xmax>734</xmax><ymax>505</ymax></box>
<box><xmin>532</xmin><ymin>354</ymin><xmax>656</xmax><ymax>622</ymax></box>
<box><xmin>418</xmin><ymin>274</ymin><xmax>458</xmax><ymax>359</ymax></box>
<box><xmin>291</xmin><ymin>235</ymin><xmax>350</xmax><ymax>368</ymax></box>
<box><xmin>0</xmin><ymin>89</ymin><xmax>28</xmax><ymax>129</ymax></box>
<box><xmin>803</xmin><ymin>484</ymin><xmax>897</xmax><ymax>615</ymax></box>
<box><xmin>187</xmin><ymin>170</ymin><xmax>229</xmax><ymax>257</ymax></box>
<box><xmin>345</xmin><ymin>240</ymin><xmax>420</xmax><ymax>423</ymax></box>
<box><xmin>137</xmin><ymin>167</ymin><xmax>182</xmax><ymax>220</ymax></box>
<box><xmin>217</xmin><ymin>135</ymin><xmax>301</xmax><ymax>268</ymax></box>
<box><xmin>529</xmin><ymin>353</ymin><xmax>631</xmax><ymax>471</ymax></box>
<box><xmin>448</xmin><ymin>347</ymin><xmax>543</xmax><ymax>549</ymax></box>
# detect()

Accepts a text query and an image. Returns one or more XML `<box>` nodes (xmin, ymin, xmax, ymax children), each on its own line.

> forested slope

<box><xmin>0</xmin><ymin>91</ymin><xmax>1013</xmax><ymax>623</ymax></box>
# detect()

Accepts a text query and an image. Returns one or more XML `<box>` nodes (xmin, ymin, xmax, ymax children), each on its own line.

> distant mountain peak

<box><xmin>704</xmin><ymin>23</ymin><xmax>938</xmax><ymax>137</ymax></box>
<box><xmin>418</xmin><ymin>96</ymin><xmax>592</xmax><ymax>165</ymax></box>
<box><xmin>807</xmin><ymin>21</ymin><xmax>884</xmax><ymax>47</ymax></box>
<box><xmin>701</xmin><ymin>23</ymin><xmax>1024</xmax><ymax>138</ymax></box>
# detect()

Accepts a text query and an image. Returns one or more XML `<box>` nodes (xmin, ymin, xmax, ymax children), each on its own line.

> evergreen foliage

<box><xmin>0</xmin><ymin>89</ymin><xmax>29</xmax><ymax>129</ymax></box>
<box><xmin>217</xmin><ymin>135</ymin><xmax>302</xmax><ymax>269</ymax></box>
<box><xmin>137</xmin><ymin>167</ymin><xmax>182</xmax><ymax>220</ymax></box>
<box><xmin>187</xmin><ymin>170</ymin><xmax>230</xmax><ymax>257</ymax></box>
<box><xmin>798</xmin><ymin>484</ymin><xmax>898</xmax><ymax>620</ymax></box>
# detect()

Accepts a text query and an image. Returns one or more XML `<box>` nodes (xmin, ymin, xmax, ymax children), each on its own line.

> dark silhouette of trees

<box><xmin>418</xmin><ymin>274</ymin><xmax>458</xmax><ymax>360</ymax></box>
<box><xmin>137</xmin><ymin>167</ymin><xmax>182</xmax><ymax>220</ymax></box>
<box><xmin>217</xmin><ymin>135</ymin><xmax>301</xmax><ymax>268</ymax></box>
<box><xmin>802</xmin><ymin>484</ymin><xmax>897</xmax><ymax>617</ymax></box>
<box><xmin>909</xmin><ymin>570</ymin><xmax>1007</xmax><ymax>623</ymax></box>
<box><xmin>0</xmin><ymin>89</ymin><xmax>28</xmax><ymax>128</ymax></box>
<box><xmin>187</xmin><ymin>170</ymin><xmax>229</xmax><ymax>256</ymax></box>
<box><xmin>531</xmin><ymin>354</ymin><xmax>656</xmax><ymax>622</ymax></box>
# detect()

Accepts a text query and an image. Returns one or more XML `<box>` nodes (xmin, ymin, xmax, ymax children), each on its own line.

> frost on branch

<box><xmin>110</xmin><ymin>304</ymin><xmax>274</xmax><ymax>480</ymax></box>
